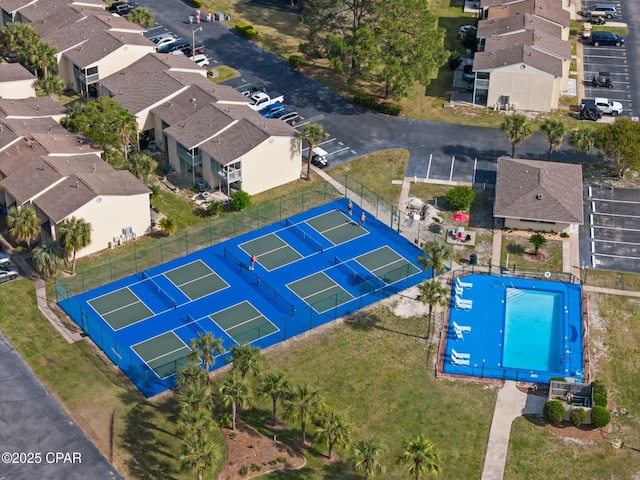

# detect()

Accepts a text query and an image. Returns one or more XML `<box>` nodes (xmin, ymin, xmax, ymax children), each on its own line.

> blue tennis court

<box><xmin>442</xmin><ymin>274</ymin><xmax>584</xmax><ymax>383</ymax></box>
<box><xmin>59</xmin><ymin>200</ymin><xmax>430</xmax><ymax>396</ymax></box>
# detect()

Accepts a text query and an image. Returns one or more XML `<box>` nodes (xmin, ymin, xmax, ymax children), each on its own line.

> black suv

<box><xmin>592</xmin><ymin>71</ymin><xmax>613</xmax><ymax>88</ymax></box>
<box><xmin>107</xmin><ymin>1</ymin><xmax>138</xmax><ymax>16</ymax></box>
<box><xmin>588</xmin><ymin>31</ymin><xmax>624</xmax><ymax>46</ymax></box>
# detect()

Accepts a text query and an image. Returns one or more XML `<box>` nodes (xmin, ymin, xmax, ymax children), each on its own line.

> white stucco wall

<box><xmin>487</xmin><ymin>63</ymin><xmax>558</xmax><ymax>112</ymax></box>
<box><xmin>54</xmin><ymin>193</ymin><xmax>151</xmax><ymax>258</ymax></box>
<box><xmin>504</xmin><ymin>218</ymin><xmax>571</xmax><ymax>233</ymax></box>
<box><xmin>0</xmin><ymin>79</ymin><xmax>35</xmax><ymax>99</ymax></box>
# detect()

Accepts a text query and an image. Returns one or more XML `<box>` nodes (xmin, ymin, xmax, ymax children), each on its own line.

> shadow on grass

<box><xmin>345</xmin><ymin>312</ymin><xmax>425</xmax><ymax>339</ymax></box>
<box><xmin>506</xmin><ymin>242</ymin><xmax>526</xmax><ymax>255</ymax></box>
<box><xmin>119</xmin><ymin>391</ymin><xmax>179</xmax><ymax>480</ymax></box>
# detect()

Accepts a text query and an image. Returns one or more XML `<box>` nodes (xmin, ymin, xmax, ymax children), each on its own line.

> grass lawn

<box><xmin>505</xmin><ymin>294</ymin><xmax>640</xmax><ymax>479</ymax></box>
<box><xmin>584</xmin><ymin>269</ymin><xmax>640</xmax><ymax>291</ymax></box>
<box><xmin>0</xmin><ymin>279</ymin><xmax>224</xmax><ymax>479</ymax></box>
<box><xmin>500</xmin><ymin>233</ymin><xmax>563</xmax><ymax>273</ymax></box>
<box><xmin>244</xmin><ymin>303</ymin><xmax>497</xmax><ymax>479</ymax></box>
<box><xmin>327</xmin><ymin>149</ymin><xmax>410</xmax><ymax>205</ymax></box>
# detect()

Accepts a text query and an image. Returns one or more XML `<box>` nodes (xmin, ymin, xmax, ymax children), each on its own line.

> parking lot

<box><xmin>580</xmin><ymin>186</ymin><xmax>640</xmax><ymax>273</ymax></box>
<box><xmin>581</xmin><ymin>3</ymin><xmax>634</xmax><ymax>117</ymax></box>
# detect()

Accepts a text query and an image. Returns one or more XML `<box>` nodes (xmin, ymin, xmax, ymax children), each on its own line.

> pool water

<box><xmin>503</xmin><ymin>289</ymin><xmax>562</xmax><ymax>371</ymax></box>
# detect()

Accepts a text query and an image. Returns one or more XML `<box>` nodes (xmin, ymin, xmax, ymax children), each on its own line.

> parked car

<box><xmin>272</xmin><ymin>108</ymin><xmax>300</xmax><ymax>125</ymax></box>
<box><xmin>592</xmin><ymin>71</ymin><xmax>613</xmax><ymax>88</ymax></box>
<box><xmin>0</xmin><ymin>264</ymin><xmax>18</xmax><ymax>283</ymax></box>
<box><xmin>189</xmin><ymin>54</ymin><xmax>209</xmax><ymax>67</ymax></box>
<box><xmin>157</xmin><ymin>39</ymin><xmax>191</xmax><ymax>54</ymax></box>
<box><xmin>107</xmin><ymin>1</ymin><xmax>138</xmax><ymax>16</ymax></box>
<box><xmin>588</xmin><ymin>31</ymin><xmax>624</xmax><ymax>46</ymax></box>
<box><xmin>457</xmin><ymin>24</ymin><xmax>477</xmax><ymax>39</ymax></box>
<box><xmin>580</xmin><ymin>98</ymin><xmax>623</xmax><ymax>116</ymax></box>
<box><xmin>0</xmin><ymin>252</ymin><xmax>10</xmax><ymax>264</ymax></box>
<box><xmin>151</xmin><ymin>34</ymin><xmax>178</xmax><ymax>47</ymax></box>
<box><xmin>584</xmin><ymin>3</ymin><xmax>617</xmax><ymax>18</ymax></box>
<box><xmin>259</xmin><ymin>102</ymin><xmax>287</xmax><ymax>118</ymax></box>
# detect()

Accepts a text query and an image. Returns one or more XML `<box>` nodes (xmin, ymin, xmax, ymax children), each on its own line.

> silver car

<box><xmin>0</xmin><ymin>264</ymin><xmax>18</xmax><ymax>283</ymax></box>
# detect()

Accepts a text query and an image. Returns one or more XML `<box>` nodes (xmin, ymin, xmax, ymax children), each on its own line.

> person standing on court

<box><xmin>360</xmin><ymin>212</ymin><xmax>366</xmax><ymax>226</ymax></box>
<box><xmin>249</xmin><ymin>254</ymin><xmax>257</xmax><ymax>270</ymax></box>
<box><xmin>348</xmin><ymin>199</ymin><xmax>353</xmax><ymax>216</ymax></box>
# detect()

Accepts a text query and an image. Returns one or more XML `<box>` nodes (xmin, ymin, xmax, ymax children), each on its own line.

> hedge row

<box><xmin>235</xmin><ymin>22</ymin><xmax>258</xmax><ymax>39</ymax></box>
<box><xmin>186</xmin><ymin>0</ymin><xmax>202</xmax><ymax>7</ymax></box>
<box><xmin>354</xmin><ymin>92</ymin><xmax>403</xmax><ymax>116</ymax></box>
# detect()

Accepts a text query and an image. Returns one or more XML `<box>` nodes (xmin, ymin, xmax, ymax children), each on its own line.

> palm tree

<box><xmin>529</xmin><ymin>233</ymin><xmax>546</xmax><ymax>256</ymax></box>
<box><xmin>178</xmin><ymin>428</ymin><xmax>220</xmax><ymax>480</ymax></box>
<box><xmin>7</xmin><ymin>205</ymin><xmax>40</xmax><ymax>251</ymax></box>
<box><xmin>397</xmin><ymin>435</ymin><xmax>443</xmax><ymax>479</ymax></box>
<box><xmin>500</xmin><ymin>113</ymin><xmax>532</xmax><ymax>158</ymax></box>
<box><xmin>218</xmin><ymin>372</ymin><xmax>251</xmax><ymax>430</ymax></box>
<box><xmin>297</xmin><ymin>123</ymin><xmax>326</xmax><ymax>180</ymax></box>
<box><xmin>351</xmin><ymin>439</ymin><xmax>387</xmax><ymax>479</ymax></box>
<box><xmin>128</xmin><ymin>7</ymin><xmax>155</xmax><ymax>27</ymax></box>
<box><xmin>158</xmin><ymin>217</ymin><xmax>177</xmax><ymax>236</ymax></box>
<box><xmin>32</xmin><ymin>239</ymin><xmax>68</xmax><ymax>278</ymax></box>
<box><xmin>417</xmin><ymin>240</ymin><xmax>451</xmax><ymax>278</ymax></box>
<box><xmin>35</xmin><ymin>73</ymin><xmax>66</xmax><ymax>96</ymax></box>
<box><xmin>540</xmin><ymin>119</ymin><xmax>567</xmax><ymax>160</ymax></box>
<box><xmin>569</xmin><ymin>127</ymin><xmax>596</xmax><ymax>162</ymax></box>
<box><xmin>176</xmin><ymin>361</ymin><xmax>208</xmax><ymax>391</ymax></box>
<box><xmin>314</xmin><ymin>410</ymin><xmax>352</xmax><ymax>460</ymax></box>
<box><xmin>227</xmin><ymin>344</ymin><xmax>264</xmax><ymax>380</ymax></box>
<box><xmin>189</xmin><ymin>332</ymin><xmax>224</xmax><ymax>406</ymax></box>
<box><xmin>0</xmin><ymin>22</ymin><xmax>38</xmax><ymax>52</ymax></box>
<box><xmin>284</xmin><ymin>383</ymin><xmax>324</xmax><ymax>444</ymax></box>
<box><xmin>177</xmin><ymin>377</ymin><xmax>211</xmax><ymax>414</ymax></box>
<box><xmin>57</xmin><ymin>216</ymin><xmax>92</xmax><ymax>275</ymax></box>
<box><xmin>23</xmin><ymin>40</ymin><xmax>57</xmax><ymax>79</ymax></box>
<box><xmin>206</xmin><ymin>201</ymin><xmax>223</xmax><ymax>217</ymax></box>
<box><xmin>257</xmin><ymin>372</ymin><xmax>292</xmax><ymax>426</ymax></box>
<box><xmin>114</xmin><ymin>109</ymin><xmax>138</xmax><ymax>162</ymax></box>
<box><xmin>417</xmin><ymin>280</ymin><xmax>448</xmax><ymax>339</ymax></box>
<box><xmin>127</xmin><ymin>152</ymin><xmax>154</xmax><ymax>181</ymax></box>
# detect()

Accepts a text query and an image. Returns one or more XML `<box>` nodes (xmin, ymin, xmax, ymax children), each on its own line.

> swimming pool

<box><xmin>443</xmin><ymin>274</ymin><xmax>583</xmax><ymax>383</ymax></box>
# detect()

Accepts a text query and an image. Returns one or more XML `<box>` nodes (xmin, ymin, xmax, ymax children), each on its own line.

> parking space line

<box><xmin>594</xmin><ymin>239</ymin><xmax>640</xmax><ymax>246</ymax></box>
<box><xmin>593</xmin><ymin>252</ymin><xmax>640</xmax><ymax>260</ymax></box>
<box><xmin>592</xmin><ymin>225</ymin><xmax>640</xmax><ymax>233</ymax></box>
<box><xmin>426</xmin><ymin>154</ymin><xmax>433</xmax><ymax>180</ymax></box>
<box><xmin>593</xmin><ymin>212</ymin><xmax>640</xmax><ymax>219</ymax></box>
<box><xmin>449</xmin><ymin>156</ymin><xmax>455</xmax><ymax>182</ymax></box>
<box><xmin>472</xmin><ymin>158</ymin><xmax>477</xmax><ymax>183</ymax></box>
<box><xmin>592</xmin><ymin>197</ymin><xmax>640</xmax><ymax>204</ymax></box>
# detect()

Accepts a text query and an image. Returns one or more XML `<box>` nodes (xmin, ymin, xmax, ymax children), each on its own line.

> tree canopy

<box><xmin>301</xmin><ymin>0</ymin><xmax>447</xmax><ymax>98</ymax></box>
<box><xmin>595</xmin><ymin>118</ymin><xmax>640</xmax><ymax>178</ymax></box>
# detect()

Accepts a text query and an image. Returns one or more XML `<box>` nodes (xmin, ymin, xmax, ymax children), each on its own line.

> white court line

<box><xmin>179</xmin><ymin>271</ymin><xmax>229</xmax><ymax>289</ymax></box>
<box><xmin>301</xmin><ymin>283</ymin><xmax>341</xmax><ymax>300</ymax></box>
<box><xmin>370</xmin><ymin>258</ymin><xmax>406</xmax><ymax>274</ymax></box>
<box><xmin>225</xmin><ymin>314</ymin><xmax>267</xmax><ymax>331</ymax></box>
<box><xmin>147</xmin><ymin>345</ymin><xmax>191</xmax><ymax>365</ymax></box>
<box><xmin>101</xmin><ymin>299</ymin><xmax>142</xmax><ymax>317</ymax></box>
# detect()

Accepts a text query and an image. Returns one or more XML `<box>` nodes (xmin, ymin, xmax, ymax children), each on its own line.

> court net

<box><xmin>334</xmin><ymin>256</ymin><xmax>384</xmax><ymax>291</ymax></box>
<box><xmin>285</xmin><ymin>219</ymin><xmax>324</xmax><ymax>253</ymax></box>
<box><xmin>141</xmin><ymin>271</ymin><xmax>177</xmax><ymax>309</ymax></box>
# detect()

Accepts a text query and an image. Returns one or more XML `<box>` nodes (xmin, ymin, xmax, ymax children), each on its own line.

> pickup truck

<box><xmin>240</xmin><ymin>87</ymin><xmax>285</xmax><ymax>111</ymax></box>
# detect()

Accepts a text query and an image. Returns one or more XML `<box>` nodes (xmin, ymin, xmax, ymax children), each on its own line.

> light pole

<box><xmin>191</xmin><ymin>26</ymin><xmax>202</xmax><ymax>58</ymax></box>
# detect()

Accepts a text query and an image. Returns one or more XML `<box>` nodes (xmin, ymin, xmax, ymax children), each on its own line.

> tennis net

<box><xmin>334</xmin><ymin>256</ymin><xmax>383</xmax><ymax>292</ymax></box>
<box><xmin>285</xmin><ymin>219</ymin><xmax>324</xmax><ymax>253</ymax></box>
<box><xmin>141</xmin><ymin>271</ymin><xmax>177</xmax><ymax>309</ymax></box>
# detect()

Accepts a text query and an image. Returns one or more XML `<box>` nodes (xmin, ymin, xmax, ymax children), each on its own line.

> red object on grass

<box><xmin>453</xmin><ymin>212</ymin><xmax>470</xmax><ymax>222</ymax></box>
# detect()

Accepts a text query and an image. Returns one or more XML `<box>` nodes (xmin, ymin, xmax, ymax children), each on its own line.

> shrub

<box><xmin>591</xmin><ymin>379</ymin><xmax>608</xmax><ymax>397</ymax></box>
<box><xmin>560</xmin><ymin>232</ymin><xmax>569</xmax><ymax>238</ymax></box>
<box><xmin>288</xmin><ymin>55</ymin><xmax>302</xmax><ymax>69</ymax></box>
<box><xmin>445</xmin><ymin>185</ymin><xmax>476</xmax><ymax>212</ymax></box>
<box><xmin>219</xmin><ymin>413</ymin><xmax>233</xmax><ymax>429</ymax></box>
<box><xmin>231</xmin><ymin>190</ymin><xmax>251</xmax><ymax>211</ymax></box>
<box><xmin>448</xmin><ymin>50</ymin><xmax>462</xmax><ymax>70</ymax></box>
<box><xmin>353</xmin><ymin>93</ymin><xmax>403</xmax><ymax>116</ymax></box>
<box><xmin>235</xmin><ymin>22</ymin><xmax>251</xmax><ymax>33</ymax></box>
<box><xmin>354</xmin><ymin>92</ymin><xmax>378</xmax><ymax>109</ymax></box>
<box><xmin>250</xmin><ymin>463</ymin><xmax>262</xmax><ymax>472</ymax></box>
<box><xmin>594</xmin><ymin>392</ymin><xmax>608</xmax><ymax>407</ymax></box>
<box><xmin>244</xmin><ymin>28</ymin><xmax>258</xmax><ymax>40</ymax></box>
<box><xmin>543</xmin><ymin>400</ymin><xmax>565</xmax><ymax>425</ymax></box>
<box><xmin>186</xmin><ymin>0</ymin><xmax>202</xmax><ymax>6</ymax></box>
<box><xmin>378</xmin><ymin>102</ymin><xmax>403</xmax><ymax>116</ymax></box>
<box><xmin>148</xmin><ymin>184</ymin><xmax>160</xmax><ymax>197</ymax></box>
<box><xmin>239</xmin><ymin>465</ymin><xmax>249</xmax><ymax>476</ymax></box>
<box><xmin>550</xmin><ymin>377</ymin><xmax>566</xmax><ymax>382</ymax></box>
<box><xmin>591</xmin><ymin>405</ymin><xmax>611</xmax><ymax>429</ymax></box>
<box><xmin>570</xmin><ymin>407</ymin><xmax>586</xmax><ymax>427</ymax></box>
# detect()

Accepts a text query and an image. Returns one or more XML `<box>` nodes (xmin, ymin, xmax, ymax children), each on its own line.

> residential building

<box><xmin>0</xmin><ymin>63</ymin><xmax>36</xmax><ymax>99</ymax></box>
<box><xmin>494</xmin><ymin>157</ymin><xmax>583</xmax><ymax>233</ymax></box>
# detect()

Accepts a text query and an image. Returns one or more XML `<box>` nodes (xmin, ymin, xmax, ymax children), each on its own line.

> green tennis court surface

<box><xmin>356</xmin><ymin>246</ymin><xmax>421</xmax><ymax>283</ymax></box>
<box><xmin>306</xmin><ymin>210</ymin><xmax>368</xmax><ymax>245</ymax></box>
<box><xmin>239</xmin><ymin>234</ymin><xmax>302</xmax><ymax>271</ymax></box>
<box><xmin>89</xmin><ymin>288</ymin><xmax>153</xmax><ymax>330</ymax></box>
<box><xmin>210</xmin><ymin>301</ymin><xmax>279</xmax><ymax>344</ymax></box>
<box><xmin>287</xmin><ymin>272</ymin><xmax>354</xmax><ymax>313</ymax></box>
<box><xmin>132</xmin><ymin>332</ymin><xmax>191</xmax><ymax>379</ymax></box>
<box><xmin>165</xmin><ymin>260</ymin><xmax>229</xmax><ymax>300</ymax></box>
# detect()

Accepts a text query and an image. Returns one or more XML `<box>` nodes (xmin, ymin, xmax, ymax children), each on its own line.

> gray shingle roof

<box><xmin>494</xmin><ymin>157</ymin><xmax>583</xmax><ymax>224</ymax></box>
<box><xmin>478</xmin><ymin>12</ymin><xmax>562</xmax><ymax>38</ymax></box>
<box><xmin>0</xmin><ymin>63</ymin><xmax>35</xmax><ymax>82</ymax></box>
<box><xmin>484</xmin><ymin>0</ymin><xmax>569</xmax><ymax>26</ymax></box>
<box><xmin>0</xmin><ymin>97</ymin><xmax>65</xmax><ymax>118</ymax></box>
<box><xmin>0</xmin><ymin>137</ymin><xmax>49</xmax><ymax>177</ymax></box>
<box><xmin>34</xmin><ymin>175</ymin><xmax>98</xmax><ymax>223</ymax></box>
<box><xmin>63</xmin><ymin>29</ymin><xmax>153</xmax><ymax>69</ymax></box>
<box><xmin>1</xmin><ymin>155</ymin><xmax>64</xmax><ymax>204</ymax></box>
<box><xmin>201</xmin><ymin>118</ymin><xmax>270</xmax><ymax>166</ymax></box>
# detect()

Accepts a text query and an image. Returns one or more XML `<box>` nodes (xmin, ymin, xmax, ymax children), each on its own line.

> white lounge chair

<box><xmin>454</xmin><ymin>328</ymin><xmax>464</xmax><ymax>340</ymax></box>
<box><xmin>451</xmin><ymin>355</ymin><xmax>470</xmax><ymax>366</ymax></box>
<box><xmin>454</xmin><ymin>284</ymin><xmax>464</xmax><ymax>297</ymax></box>
<box><xmin>451</xmin><ymin>348</ymin><xmax>470</xmax><ymax>359</ymax></box>
<box><xmin>454</xmin><ymin>295</ymin><xmax>473</xmax><ymax>307</ymax></box>
<box><xmin>452</xmin><ymin>321</ymin><xmax>471</xmax><ymax>333</ymax></box>
<box><xmin>456</xmin><ymin>278</ymin><xmax>473</xmax><ymax>289</ymax></box>
<box><xmin>453</xmin><ymin>299</ymin><xmax>472</xmax><ymax>311</ymax></box>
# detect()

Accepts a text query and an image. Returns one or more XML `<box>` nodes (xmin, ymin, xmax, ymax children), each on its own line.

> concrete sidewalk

<box><xmin>481</xmin><ymin>381</ymin><xmax>546</xmax><ymax>480</ymax></box>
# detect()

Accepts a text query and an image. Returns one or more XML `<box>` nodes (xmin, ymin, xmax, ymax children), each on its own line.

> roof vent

<box><xmin>536</xmin><ymin>194</ymin><xmax>543</xmax><ymax>200</ymax></box>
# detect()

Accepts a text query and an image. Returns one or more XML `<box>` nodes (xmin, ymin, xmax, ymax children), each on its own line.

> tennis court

<box><xmin>60</xmin><ymin>200</ymin><xmax>431</xmax><ymax>396</ymax></box>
